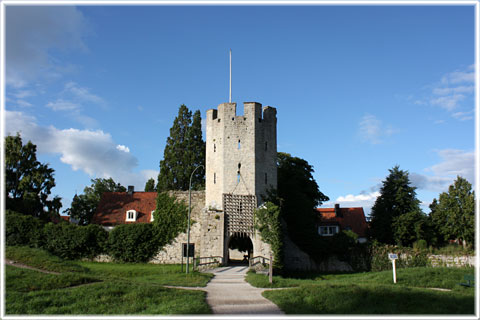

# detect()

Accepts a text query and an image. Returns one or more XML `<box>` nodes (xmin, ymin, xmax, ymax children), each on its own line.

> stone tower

<box><xmin>204</xmin><ymin>102</ymin><xmax>277</xmax><ymax>261</ymax></box>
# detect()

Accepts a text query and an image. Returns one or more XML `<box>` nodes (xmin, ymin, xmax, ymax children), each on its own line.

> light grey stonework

<box><xmin>152</xmin><ymin>102</ymin><xmax>277</xmax><ymax>264</ymax></box>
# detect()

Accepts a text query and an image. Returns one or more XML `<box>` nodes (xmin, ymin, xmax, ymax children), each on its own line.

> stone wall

<box><xmin>150</xmin><ymin>191</ymin><xmax>208</xmax><ymax>264</ymax></box>
<box><xmin>428</xmin><ymin>255</ymin><xmax>476</xmax><ymax>268</ymax></box>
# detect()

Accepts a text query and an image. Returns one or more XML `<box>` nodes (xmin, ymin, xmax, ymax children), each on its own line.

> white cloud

<box><xmin>64</xmin><ymin>82</ymin><xmax>105</xmax><ymax>106</ymax></box>
<box><xmin>429</xmin><ymin>94</ymin><xmax>465</xmax><ymax>111</ymax></box>
<box><xmin>432</xmin><ymin>85</ymin><xmax>474</xmax><ymax>96</ymax></box>
<box><xmin>322</xmin><ymin>191</ymin><xmax>380</xmax><ymax>217</ymax></box>
<box><xmin>5</xmin><ymin>110</ymin><xmax>156</xmax><ymax>191</ymax></box>
<box><xmin>410</xmin><ymin>149</ymin><xmax>474</xmax><ymax>192</ymax></box>
<box><xmin>46</xmin><ymin>99</ymin><xmax>80</xmax><ymax>111</ymax></box>
<box><xmin>6</xmin><ymin>6</ymin><xmax>88</xmax><ymax>88</ymax></box>
<box><xmin>116</xmin><ymin>145</ymin><xmax>130</xmax><ymax>153</ymax></box>
<box><xmin>451</xmin><ymin>110</ymin><xmax>474</xmax><ymax>121</ymax></box>
<box><xmin>16</xmin><ymin>99</ymin><xmax>33</xmax><ymax>108</ymax></box>
<box><xmin>358</xmin><ymin>114</ymin><xmax>395</xmax><ymax>144</ymax></box>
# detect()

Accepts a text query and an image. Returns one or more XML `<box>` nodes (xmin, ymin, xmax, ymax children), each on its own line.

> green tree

<box><xmin>392</xmin><ymin>209</ymin><xmax>427</xmax><ymax>246</ymax></box>
<box><xmin>430</xmin><ymin>176</ymin><xmax>475</xmax><ymax>247</ymax></box>
<box><xmin>5</xmin><ymin>134</ymin><xmax>62</xmax><ymax>220</ymax></box>
<box><xmin>144</xmin><ymin>178</ymin><xmax>156</xmax><ymax>192</ymax></box>
<box><xmin>255</xmin><ymin>202</ymin><xmax>284</xmax><ymax>270</ymax></box>
<box><xmin>273</xmin><ymin>152</ymin><xmax>329</xmax><ymax>259</ymax></box>
<box><xmin>369</xmin><ymin>166</ymin><xmax>422</xmax><ymax>244</ymax></box>
<box><xmin>152</xmin><ymin>192</ymin><xmax>189</xmax><ymax>248</ymax></box>
<box><xmin>64</xmin><ymin>178</ymin><xmax>126</xmax><ymax>225</ymax></box>
<box><xmin>157</xmin><ymin>105</ymin><xmax>205</xmax><ymax>191</ymax></box>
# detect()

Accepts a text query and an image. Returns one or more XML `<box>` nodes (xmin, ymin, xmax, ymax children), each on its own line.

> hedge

<box><xmin>43</xmin><ymin>222</ymin><xmax>108</xmax><ymax>260</ymax></box>
<box><xmin>107</xmin><ymin>223</ymin><xmax>160</xmax><ymax>262</ymax></box>
<box><xmin>5</xmin><ymin>210</ymin><xmax>46</xmax><ymax>248</ymax></box>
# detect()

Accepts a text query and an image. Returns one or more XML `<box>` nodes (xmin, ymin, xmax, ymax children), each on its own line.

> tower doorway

<box><xmin>227</xmin><ymin>233</ymin><xmax>253</xmax><ymax>265</ymax></box>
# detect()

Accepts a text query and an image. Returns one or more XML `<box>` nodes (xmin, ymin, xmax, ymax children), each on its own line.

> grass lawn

<box><xmin>247</xmin><ymin>267</ymin><xmax>475</xmax><ymax>314</ymax></box>
<box><xmin>5</xmin><ymin>246</ymin><xmax>213</xmax><ymax>315</ymax></box>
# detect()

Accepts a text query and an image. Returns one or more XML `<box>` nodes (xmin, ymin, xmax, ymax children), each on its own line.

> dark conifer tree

<box><xmin>144</xmin><ymin>178</ymin><xmax>156</xmax><ymax>192</ymax></box>
<box><xmin>369</xmin><ymin>165</ymin><xmax>421</xmax><ymax>244</ymax></box>
<box><xmin>157</xmin><ymin>105</ymin><xmax>205</xmax><ymax>191</ymax></box>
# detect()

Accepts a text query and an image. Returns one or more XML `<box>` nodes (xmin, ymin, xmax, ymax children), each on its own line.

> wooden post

<box><xmin>269</xmin><ymin>253</ymin><xmax>273</xmax><ymax>284</ymax></box>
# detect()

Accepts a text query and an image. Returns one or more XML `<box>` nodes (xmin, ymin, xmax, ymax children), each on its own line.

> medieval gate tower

<box><xmin>204</xmin><ymin>102</ymin><xmax>277</xmax><ymax>262</ymax></box>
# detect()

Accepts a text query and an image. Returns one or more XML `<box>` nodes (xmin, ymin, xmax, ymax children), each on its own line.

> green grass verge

<box><xmin>6</xmin><ymin>246</ymin><xmax>212</xmax><ymax>315</ymax></box>
<box><xmin>247</xmin><ymin>267</ymin><xmax>475</xmax><ymax>314</ymax></box>
<box><xmin>263</xmin><ymin>284</ymin><xmax>474</xmax><ymax>314</ymax></box>
<box><xmin>77</xmin><ymin>261</ymin><xmax>211</xmax><ymax>287</ymax></box>
<box><xmin>6</xmin><ymin>246</ymin><xmax>88</xmax><ymax>273</ymax></box>
<box><xmin>6</xmin><ymin>281</ymin><xmax>210</xmax><ymax>315</ymax></box>
<box><xmin>6</xmin><ymin>266</ymin><xmax>100</xmax><ymax>292</ymax></box>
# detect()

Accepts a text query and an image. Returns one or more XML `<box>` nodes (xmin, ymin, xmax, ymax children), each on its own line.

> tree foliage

<box><xmin>153</xmin><ymin>192</ymin><xmax>189</xmax><ymax>248</ymax></box>
<box><xmin>5</xmin><ymin>134</ymin><xmax>61</xmax><ymax>220</ymax></box>
<box><xmin>144</xmin><ymin>178</ymin><xmax>156</xmax><ymax>192</ymax></box>
<box><xmin>272</xmin><ymin>152</ymin><xmax>329</xmax><ymax>260</ymax></box>
<box><xmin>369</xmin><ymin>166</ymin><xmax>422</xmax><ymax>245</ymax></box>
<box><xmin>430</xmin><ymin>176</ymin><xmax>475</xmax><ymax>247</ymax></box>
<box><xmin>157</xmin><ymin>105</ymin><xmax>205</xmax><ymax>191</ymax></box>
<box><xmin>64</xmin><ymin>178</ymin><xmax>126</xmax><ymax>225</ymax></box>
<box><xmin>255</xmin><ymin>202</ymin><xmax>283</xmax><ymax>270</ymax></box>
<box><xmin>392</xmin><ymin>209</ymin><xmax>428</xmax><ymax>247</ymax></box>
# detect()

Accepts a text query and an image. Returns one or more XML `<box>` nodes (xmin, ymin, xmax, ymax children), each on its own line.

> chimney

<box><xmin>334</xmin><ymin>203</ymin><xmax>342</xmax><ymax>217</ymax></box>
<box><xmin>127</xmin><ymin>185</ymin><xmax>134</xmax><ymax>195</ymax></box>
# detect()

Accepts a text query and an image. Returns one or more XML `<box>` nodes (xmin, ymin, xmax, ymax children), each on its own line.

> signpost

<box><xmin>388</xmin><ymin>253</ymin><xmax>398</xmax><ymax>283</ymax></box>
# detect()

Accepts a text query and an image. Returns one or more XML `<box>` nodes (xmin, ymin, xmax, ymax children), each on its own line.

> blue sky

<box><xmin>4</xmin><ymin>3</ymin><xmax>476</xmax><ymax>216</ymax></box>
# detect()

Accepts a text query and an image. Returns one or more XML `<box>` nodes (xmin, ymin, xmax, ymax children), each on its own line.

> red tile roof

<box><xmin>60</xmin><ymin>215</ymin><xmax>70</xmax><ymax>222</ymax></box>
<box><xmin>92</xmin><ymin>192</ymin><xmax>157</xmax><ymax>226</ymax></box>
<box><xmin>316</xmin><ymin>207</ymin><xmax>368</xmax><ymax>237</ymax></box>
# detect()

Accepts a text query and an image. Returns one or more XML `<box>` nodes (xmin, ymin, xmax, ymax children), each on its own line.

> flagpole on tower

<box><xmin>229</xmin><ymin>49</ymin><xmax>232</xmax><ymax>103</ymax></box>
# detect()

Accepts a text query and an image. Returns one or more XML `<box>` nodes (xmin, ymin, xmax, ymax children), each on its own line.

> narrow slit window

<box><xmin>214</xmin><ymin>144</ymin><xmax>216</xmax><ymax>152</ymax></box>
<box><xmin>265</xmin><ymin>141</ymin><xmax>268</xmax><ymax>151</ymax></box>
<box><xmin>237</xmin><ymin>173</ymin><xmax>240</xmax><ymax>183</ymax></box>
<box><xmin>265</xmin><ymin>173</ymin><xmax>268</xmax><ymax>184</ymax></box>
<box><xmin>214</xmin><ymin>173</ymin><xmax>216</xmax><ymax>184</ymax></box>
<box><xmin>238</xmin><ymin>140</ymin><xmax>241</xmax><ymax>149</ymax></box>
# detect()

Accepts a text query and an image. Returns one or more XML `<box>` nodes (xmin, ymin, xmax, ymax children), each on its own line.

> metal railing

<box><xmin>193</xmin><ymin>256</ymin><xmax>222</xmax><ymax>271</ymax></box>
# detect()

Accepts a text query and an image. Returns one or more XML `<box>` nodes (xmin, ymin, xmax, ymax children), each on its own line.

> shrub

<box><xmin>370</xmin><ymin>242</ymin><xmax>431</xmax><ymax>271</ymax></box>
<box><xmin>413</xmin><ymin>239</ymin><xmax>427</xmax><ymax>250</ymax></box>
<box><xmin>43</xmin><ymin>223</ymin><xmax>108</xmax><ymax>260</ymax></box>
<box><xmin>5</xmin><ymin>210</ymin><xmax>45</xmax><ymax>248</ymax></box>
<box><xmin>107</xmin><ymin>224</ymin><xmax>159</xmax><ymax>262</ymax></box>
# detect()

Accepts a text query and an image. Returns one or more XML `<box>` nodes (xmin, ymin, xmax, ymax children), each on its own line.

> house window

<box><xmin>318</xmin><ymin>225</ymin><xmax>339</xmax><ymax>236</ymax></box>
<box><xmin>126</xmin><ymin>210</ymin><xmax>137</xmax><ymax>222</ymax></box>
<box><xmin>151</xmin><ymin>211</ymin><xmax>155</xmax><ymax>222</ymax></box>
